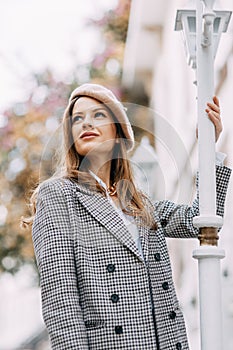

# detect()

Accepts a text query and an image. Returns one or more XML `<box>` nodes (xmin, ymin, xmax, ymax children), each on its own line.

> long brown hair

<box><xmin>21</xmin><ymin>97</ymin><xmax>157</xmax><ymax>230</ymax></box>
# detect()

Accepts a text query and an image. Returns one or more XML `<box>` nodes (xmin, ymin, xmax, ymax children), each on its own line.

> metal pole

<box><xmin>193</xmin><ymin>0</ymin><xmax>225</xmax><ymax>349</ymax></box>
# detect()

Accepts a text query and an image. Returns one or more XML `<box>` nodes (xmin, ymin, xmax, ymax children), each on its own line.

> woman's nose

<box><xmin>82</xmin><ymin>114</ymin><xmax>94</xmax><ymax>129</ymax></box>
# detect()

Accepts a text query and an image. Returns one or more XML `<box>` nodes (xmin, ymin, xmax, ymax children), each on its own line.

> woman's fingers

<box><xmin>205</xmin><ymin>96</ymin><xmax>222</xmax><ymax>142</ymax></box>
<box><xmin>207</xmin><ymin>96</ymin><xmax>220</xmax><ymax>114</ymax></box>
<box><xmin>196</xmin><ymin>96</ymin><xmax>222</xmax><ymax>142</ymax></box>
<box><xmin>213</xmin><ymin>95</ymin><xmax>220</xmax><ymax>107</ymax></box>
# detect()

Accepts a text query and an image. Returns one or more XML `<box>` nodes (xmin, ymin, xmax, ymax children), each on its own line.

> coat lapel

<box><xmin>135</xmin><ymin>216</ymin><xmax>149</xmax><ymax>262</ymax></box>
<box><xmin>73</xmin><ymin>184</ymin><xmax>145</xmax><ymax>262</ymax></box>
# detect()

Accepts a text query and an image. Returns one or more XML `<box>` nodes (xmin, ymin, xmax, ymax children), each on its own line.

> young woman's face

<box><xmin>71</xmin><ymin>97</ymin><xmax>117</xmax><ymax>159</ymax></box>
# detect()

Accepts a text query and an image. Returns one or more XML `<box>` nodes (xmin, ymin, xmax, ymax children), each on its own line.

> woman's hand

<box><xmin>205</xmin><ymin>96</ymin><xmax>222</xmax><ymax>142</ymax></box>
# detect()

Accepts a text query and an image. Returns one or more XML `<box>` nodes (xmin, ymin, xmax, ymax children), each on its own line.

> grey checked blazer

<box><xmin>32</xmin><ymin>165</ymin><xmax>231</xmax><ymax>350</ymax></box>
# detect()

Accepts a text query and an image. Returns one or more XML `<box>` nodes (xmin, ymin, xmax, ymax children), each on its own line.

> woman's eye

<box><xmin>72</xmin><ymin>115</ymin><xmax>83</xmax><ymax>124</ymax></box>
<box><xmin>95</xmin><ymin>112</ymin><xmax>106</xmax><ymax>118</ymax></box>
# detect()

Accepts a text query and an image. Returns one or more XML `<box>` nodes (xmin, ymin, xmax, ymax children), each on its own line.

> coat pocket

<box><xmin>84</xmin><ymin>319</ymin><xmax>106</xmax><ymax>330</ymax></box>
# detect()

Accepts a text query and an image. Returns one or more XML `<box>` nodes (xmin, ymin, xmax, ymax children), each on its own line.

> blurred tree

<box><xmin>0</xmin><ymin>70</ymin><xmax>78</xmax><ymax>274</ymax></box>
<box><xmin>88</xmin><ymin>0</ymin><xmax>131</xmax><ymax>89</ymax></box>
<box><xmin>0</xmin><ymin>0</ymin><xmax>132</xmax><ymax>275</ymax></box>
<box><xmin>88</xmin><ymin>0</ymin><xmax>153</xmax><ymax>147</ymax></box>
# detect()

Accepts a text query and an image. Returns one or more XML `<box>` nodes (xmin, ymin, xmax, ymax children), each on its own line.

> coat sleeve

<box><xmin>154</xmin><ymin>165</ymin><xmax>232</xmax><ymax>238</ymax></box>
<box><xmin>32</xmin><ymin>180</ymin><xmax>89</xmax><ymax>350</ymax></box>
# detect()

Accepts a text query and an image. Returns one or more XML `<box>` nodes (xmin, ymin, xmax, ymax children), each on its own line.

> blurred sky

<box><xmin>0</xmin><ymin>0</ymin><xmax>118</xmax><ymax>112</ymax></box>
<box><xmin>0</xmin><ymin>1</ymin><xmax>118</xmax><ymax>348</ymax></box>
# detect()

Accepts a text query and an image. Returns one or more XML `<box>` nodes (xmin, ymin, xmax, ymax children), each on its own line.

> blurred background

<box><xmin>0</xmin><ymin>0</ymin><xmax>233</xmax><ymax>349</ymax></box>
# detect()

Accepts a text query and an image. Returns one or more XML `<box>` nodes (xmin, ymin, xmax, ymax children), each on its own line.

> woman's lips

<box><xmin>80</xmin><ymin>132</ymin><xmax>99</xmax><ymax>139</ymax></box>
<box><xmin>82</xmin><ymin>135</ymin><xmax>97</xmax><ymax>139</ymax></box>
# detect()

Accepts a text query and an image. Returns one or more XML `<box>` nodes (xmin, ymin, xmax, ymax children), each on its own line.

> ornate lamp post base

<box><xmin>193</xmin><ymin>214</ymin><xmax>223</xmax><ymax>246</ymax></box>
<box><xmin>198</xmin><ymin>227</ymin><xmax>218</xmax><ymax>246</ymax></box>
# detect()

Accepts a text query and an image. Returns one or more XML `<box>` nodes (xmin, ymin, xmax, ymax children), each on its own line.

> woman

<box><xmin>28</xmin><ymin>83</ymin><xmax>231</xmax><ymax>349</ymax></box>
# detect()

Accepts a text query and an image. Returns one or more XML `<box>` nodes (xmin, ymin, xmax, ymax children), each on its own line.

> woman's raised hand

<box><xmin>205</xmin><ymin>96</ymin><xmax>222</xmax><ymax>142</ymax></box>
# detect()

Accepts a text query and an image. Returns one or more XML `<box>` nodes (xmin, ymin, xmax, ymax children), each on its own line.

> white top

<box><xmin>89</xmin><ymin>170</ymin><xmax>144</xmax><ymax>259</ymax></box>
<box><xmin>215</xmin><ymin>152</ymin><xmax>226</xmax><ymax>166</ymax></box>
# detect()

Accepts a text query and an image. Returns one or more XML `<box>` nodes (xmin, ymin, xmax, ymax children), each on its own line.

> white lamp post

<box><xmin>175</xmin><ymin>1</ymin><xmax>231</xmax><ymax>350</ymax></box>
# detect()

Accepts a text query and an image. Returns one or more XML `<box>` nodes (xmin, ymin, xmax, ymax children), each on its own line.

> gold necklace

<box><xmin>88</xmin><ymin>170</ymin><xmax>117</xmax><ymax>196</ymax></box>
<box><xmin>107</xmin><ymin>183</ymin><xmax>117</xmax><ymax>196</ymax></box>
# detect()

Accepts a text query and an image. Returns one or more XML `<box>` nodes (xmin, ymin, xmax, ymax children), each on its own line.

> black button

<box><xmin>115</xmin><ymin>325</ymin><xmax>123</xmax><ymax>334</ymax></box>
<box><xmin>176</xmin><ymin>342</ymin><xmax>182</xmax><ymax>350</ymax></box>
<box><xmin>154</xmin><ymin>253</ymin><xmax>161</xmax><ymax>261</ymax></box>
<box><xmin>160</xmin><ymin>219</ymin><xmax>167</xmax><ymax>228</ymax></box>
<box><xmin>111</xmin><ymin>294</ymin><xmax>119</xmax><ymax>303</ymax></box>
<box><xmin>169</xmin><ymin>311</ymin><xmax>176</xmax><ymax>320</ymax></box>
<box><xmin>107</xmin><ymin>264</ymin><xmax>115</xmax><ymax>273</ymax></box>
<box><xmin>162</xmin><ymin>282</ymin><xmax>169</xmax><ymax>290</ymax></box>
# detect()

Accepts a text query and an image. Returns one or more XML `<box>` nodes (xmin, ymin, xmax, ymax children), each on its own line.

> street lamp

<box><xmin>175</xmin><ymin>1</ymin><xmax>231</xmax><ymax>350</ymax></box>
<box><xmin>175</xmin><ymin>9</ymin><xmax>197</xmax><ymax>69</ymax></box>
<box><xmin>175</xmin><ymin>7</ymin><xmax>231</xmax><ymax>70</ymax></box>
<box><xmin>130</xmin><ymin>136</ymin><xmax>158</xmax><ymax>201</ymax></box>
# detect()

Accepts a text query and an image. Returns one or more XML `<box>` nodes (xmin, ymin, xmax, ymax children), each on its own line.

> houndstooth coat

<box><xmin>32</xmin><ymin>165</ymin><xmax>231</xmax><ymax>350</ymax></box>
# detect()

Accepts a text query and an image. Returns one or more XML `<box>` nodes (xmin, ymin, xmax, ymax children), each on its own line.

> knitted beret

<box><xmin>68</xmin><ymin>83</ymin><xmax>135</xmax><ymax>151</ymax></box>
